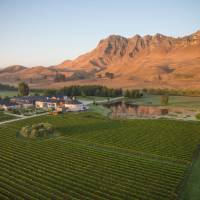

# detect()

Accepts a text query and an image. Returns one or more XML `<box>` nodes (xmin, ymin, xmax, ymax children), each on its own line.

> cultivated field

<box><xmin>0</xmin><ymin>113</ymin><xmax>200</xmax><ymax>199</ymax></box>
<box><xmin>0</xmin><ymin>111</ymin><xmax>16</xmax><ymax>122</ymax></box>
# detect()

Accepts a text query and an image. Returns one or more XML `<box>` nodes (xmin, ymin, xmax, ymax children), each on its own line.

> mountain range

<box><xmin>0</xmin><ymin>30</ymin><xmax>200</xmax><ymax>89</ymax></box>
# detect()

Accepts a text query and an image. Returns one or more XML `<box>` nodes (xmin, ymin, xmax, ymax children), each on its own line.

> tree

<box><xmin>19</xmin><ymin>123</ymin><xmax>54</xmax><ymax>138</ymax></box>
<box><xmin>18</xmin><ymin>82</ymin><xmax>29</xmax><ymax>96</ymax></box>
<box><xmin>160</xmin><ymin>95</ymin><xmax>169</xmax><ymax>105</ymax></box>
<box><xmin>44</xmin><ymin>89</ymin><xmax>57</xmax><ymax>96</ymax></box>
<box><xmin>124</xmin><ymin>90</ymin><xmax>131</xmax><ymax>98</ymax></box>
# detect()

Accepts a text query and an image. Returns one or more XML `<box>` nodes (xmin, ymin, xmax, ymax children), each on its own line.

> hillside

<box><xmin>0</xmin><ymin>30</ymin><xmax>200</xmax><ymax>89</ymax></box>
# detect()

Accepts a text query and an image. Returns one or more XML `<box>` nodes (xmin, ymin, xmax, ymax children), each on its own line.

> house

<box><xmin>11</xmin><ymin>96</ymin><xmax>45</xmax><ymax>108</ymax></box>
<box><xmin>64</xmin><ymin>99</ymin><xmax>87</xmax><ymax>111</ymax></box>
<box><xmin>0</xmin><ymin>100</ymin><xmax>20</xmax><ymax>111</ymax></box>
<box><xmin>35</xmin><ymin>97</ymin><xmax>65</xmax><ymax>109</ymax></box>
<box><xmin>35</xmin><ymin>96</ymin><xmax>87</xmax><ymax>112</ymax></box>
<box><xmin>1</xmin><ymin>95</ymin><xmax>87</xmax><ymax>112</ymax></box>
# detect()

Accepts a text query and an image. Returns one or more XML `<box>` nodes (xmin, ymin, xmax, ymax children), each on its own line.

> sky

<box><xmin>0</xmin><ymin>0</ymin><xmax>199</xmax><ymax>68</ymax></box>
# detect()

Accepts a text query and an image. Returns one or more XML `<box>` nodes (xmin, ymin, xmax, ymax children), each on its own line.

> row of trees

<box><xmin>2</xmin><ymin>81</ymin><xmax>200</xmax><ymax>98</ymax></box>
<box><xmin>124</xmin><ymin>89</ymin><xmax>143</xmax><ymax>98</ymax></box>
<box><xmin>44</xmin><ymin>85</ymin><xmax>123</xmax><ymax>97</ymax></box>
<box><xmin>0</xmin><ymin>83</ymin><xmax>17</xmax><ymax>91</ymax></box>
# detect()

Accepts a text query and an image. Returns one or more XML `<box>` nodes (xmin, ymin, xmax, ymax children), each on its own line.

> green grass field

<box><xmin>128</xmin><ymin>95</ymin><xmax>200</xmax><ymax>109</ymax></box>
<box><xmin>0</xmin><ymin>112</ymin><xmax>200</xmax><ymax>199</ymax></box>
<box><xmin>0</xmin><ymin>111</ymin><xmax>16</xmax><ymax>122</ymax></box>
<box><xmin>88</xmin><ymin>104</ymin><xmax>111</xmax><ymax>116</ymax></box>
<box><xmin>0</xmin><ymin>90</ymin><xmax>42</xmax><ymax>97</ymax></box>
<box><xmin>0</xmin><ymin>90</ymin><xmax>18</xmax><ymax>97</ymax></box>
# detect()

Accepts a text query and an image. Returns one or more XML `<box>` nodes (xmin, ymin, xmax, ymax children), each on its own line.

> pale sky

<box><xmin>0</xmin><ymin>0</ymin><xmax>199</xmax><ymax>68</ymax></box>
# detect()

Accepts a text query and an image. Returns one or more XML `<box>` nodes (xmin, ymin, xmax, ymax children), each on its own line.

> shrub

<box><xmin>19</xmin><ymin>123</ymin><xmax>54</xmax><ymax>138</ymax></box>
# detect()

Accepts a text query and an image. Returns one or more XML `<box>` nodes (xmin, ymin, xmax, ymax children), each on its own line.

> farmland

<box><xmin>0</xmin><ymin>111</ymin><xmax>17</xmax><ymax>122</ymax></box>
<box><xmin>0</xmin><ymin>112</ymin><xmax>200</xmax><ymax>199</ymax></box>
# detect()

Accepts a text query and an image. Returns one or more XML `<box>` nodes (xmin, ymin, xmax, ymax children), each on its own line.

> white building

<box><xmin>35</xmin><ymin>97</ymin><xmax>87</xmax><ymax>112</ymax></box>
<box><xmin>64</xmin><ymin>100</ymin><xmax>87</xmax><ymax>111</ymax></box>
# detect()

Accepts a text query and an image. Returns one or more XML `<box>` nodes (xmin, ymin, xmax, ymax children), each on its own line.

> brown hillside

<box><xmin>0</xmin><ymin>30</ymin><xmax>200</xmax><ymax>89</ymax></box>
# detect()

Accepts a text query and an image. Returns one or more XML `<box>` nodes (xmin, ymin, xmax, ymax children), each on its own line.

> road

<box><xmin>0</xmin><ymin>112</ymin><xmax>48</xmax><ymax>125</ymax></box>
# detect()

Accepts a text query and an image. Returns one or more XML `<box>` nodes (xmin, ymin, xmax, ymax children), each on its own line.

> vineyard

<box><xmin>0</xmin><ymin>112</ymin><xmax>200</xmax><ymax>199</ymax></box>
<box><xmin>0</xmin><ymin>111</ymin><xmax>16</xmax><ymax>122</ymax></box>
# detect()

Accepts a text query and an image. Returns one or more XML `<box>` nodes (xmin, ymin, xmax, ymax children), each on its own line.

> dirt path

<box><xmin>0</xmin><ymin>112</ymin><xmax>48</xmax><ymax>125</ymax></box>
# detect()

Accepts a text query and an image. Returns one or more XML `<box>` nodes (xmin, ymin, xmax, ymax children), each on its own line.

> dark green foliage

<box><xmin>18</xmin><ymin>82</ymin><xmax>29</xmax><ymax>96</ymax></box>
<box><xmin>43</xmin><ymin>89</ymin><xmax>57</xmax><ymax>96</ymax></box>
<box><xmin>124</xmin><ymin>89</ymin><xmax>143</xmax><ymax>98</ymax></box>
<box><xmin>0</xmin><ymin>83</ymin><xmax>17</xmax><ymax>91</ymax></box>
<box><xmin>44</xmin><ymin>85</ymin><xmax>123</xmax><ymax>97</ymax></box>
<box><xmin>196</xmin><ymin>113</ymin><xmax>200</xmax><ymax>120</ymax></box>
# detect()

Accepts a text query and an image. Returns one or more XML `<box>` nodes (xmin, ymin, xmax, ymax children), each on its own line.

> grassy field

<box><xmin>128</xmin><ymin>95</ymin><xmax>200</xmax><ymax>109</ymax></box>
<box><xmin>0</xmin><ymin>90</ymin><xmax>18</xmax><ymax>97</ymax></box>
<box><xmin>88</xmin><ymin>104</ymin><xmax>111</xmax><ymax>116</ymax></box>
<box><xmin>0</xmin><ymin>90</ymin><xmax>42</xmax><ymax>97</ymax></box>
<box><xmin>0</xmin><ymin>111</ymin><xmax>16</xmax><ymax>122</ymax></box>
<box><xmin>0</xmin><ymin>112</ymin><xmax>200</xmax><ymax>199</ymax></box>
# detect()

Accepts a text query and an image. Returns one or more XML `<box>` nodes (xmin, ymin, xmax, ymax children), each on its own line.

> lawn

<box><xmin>0</xmin><ymin>112</ymin><xmax>200</xmax><ymax>199</ymax></box>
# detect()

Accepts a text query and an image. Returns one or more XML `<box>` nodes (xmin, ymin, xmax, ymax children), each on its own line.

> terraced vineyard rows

<box><xmin>0</xmin><ymin>112</ymin><xmax>200</xmax><ymax>199</ymax></box>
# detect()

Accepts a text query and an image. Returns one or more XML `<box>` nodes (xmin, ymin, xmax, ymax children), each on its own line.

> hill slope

<box><xmin>0</xmin><ymin>30</ymin><xmax>200</xmax><ymax>89</ymax></box>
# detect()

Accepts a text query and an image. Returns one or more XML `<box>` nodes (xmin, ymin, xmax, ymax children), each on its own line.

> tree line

<box><xmin>2</xmin><ymin>81</ymin><xmax>200</xmax><ymax>98</ymax></box>
<box><xmin>0</xmin><ymin>83</ymin><xmax>17</xmax><ymax>91</ymax></box>
<box><xmin>44</xmin><ymin>85</ymin><xmax>123</xmax><ymax>97</ymax></box>
<box><xmin>124</xmin><ymin>89</ymin><xmax>143</xmax><ymax>98</ymax></box>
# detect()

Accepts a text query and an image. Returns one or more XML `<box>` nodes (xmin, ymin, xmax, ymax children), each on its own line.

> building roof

<box><xmin>11</xmin><ymin>96</ymin><xmax>46</xmax><ymax>104</ymax></box>
<box><xmin>65</xmin><ymin>99</ymin><xmax>82</xmax><ymax>105</ymax></box>
<box><xmin>0</xmin><ymin>100</ymin><xmax>18</xmax><ymax>107</ymax></box>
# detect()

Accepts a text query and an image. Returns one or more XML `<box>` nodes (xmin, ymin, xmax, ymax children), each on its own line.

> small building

<box><xmin>0</xmin><ymin>100</ymin><xmax>20</xmax><ymax>111</ymax></box>
<box><xmin>64</xmin><ymin>99</ymin><xmax>87</xmax><ymax>111</ymax></box>
<box><xmin>35</xmin><ymin>97</ymin><xmax>65</xmax><ymax>110</ymax></box>
<box><xmin>35</xmin><ymin>96</ymin><xmax>87</xmax><ymax>112</ymax></box>
<box><xmin>11</xmin><ymin>96</ymin><xmax>45</xmax><ymax>108</ymax></box>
